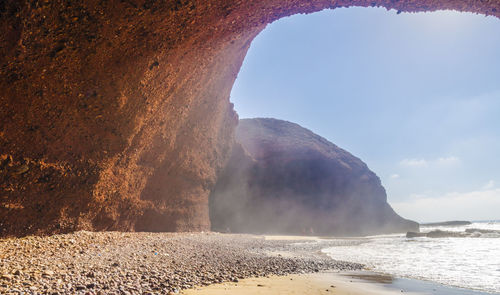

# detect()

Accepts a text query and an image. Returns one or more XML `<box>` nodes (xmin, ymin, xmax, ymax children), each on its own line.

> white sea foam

<box><xmin>322</xmin><ymin>221</ymin><xmax>500</xmax><ymax>294</ymax></box>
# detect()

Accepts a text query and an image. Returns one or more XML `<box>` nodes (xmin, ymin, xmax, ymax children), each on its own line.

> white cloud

<box><xmin>483</xmin><ymin>180</ymin><xmax>495</xmax><ymax>190</ymax></box>
<box><xmin>390</xmin><ymin>174</ymin><xmax>400</xmax><ymax>179</ymax></box>
<box><xmin>437</xmin><ymin>156</ymin><xmax>460</xmax><ymax>165</ymax></box>
<box><xmin>408</xmin><ymin>193</ymin><xmax>429</xmax><ymax>199</ymax></box>
<box><xmin>399</xmin><ymin>158</ymin><xmax>428</xmax><ymax>167</ymax></box>
<box><xmin>399</xmin><ymin>156</ymin><xmax>460</xmax><ymax>168</ymax></box>
<box><xmin>391</xmin><ymin>188</ymin><xmax>500</xmax><ymax>223</ymax></box>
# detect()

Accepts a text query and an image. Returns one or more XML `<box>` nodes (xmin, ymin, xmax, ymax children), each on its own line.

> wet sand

<box><xmin>183</xmin><ymin>270</ymin><xmax>492</xmax><ymax>295</ymax></box>
<box><xmin>182</xmin><ymin>271</ymin><xmax>422</xmax><ymax>295</ymax></box>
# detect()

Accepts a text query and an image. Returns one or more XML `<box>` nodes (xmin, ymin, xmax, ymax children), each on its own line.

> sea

<box><xmin>322</xmin><ymin>221</ymin><xmax>500</xmax><ymax>294</ymax></box>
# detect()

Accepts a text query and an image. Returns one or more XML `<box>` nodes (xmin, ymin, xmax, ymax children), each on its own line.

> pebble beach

<box><xmin>0</xmin><ymin>232</ymin><xmax>362</xmax><ymax>294</ymax></box>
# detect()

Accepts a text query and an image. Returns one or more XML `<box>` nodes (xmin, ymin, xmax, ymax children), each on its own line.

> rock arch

<box><xmin>0</xmin><ymin>0</ymin><xmax>498</xmax><ymax>236</ymax></box>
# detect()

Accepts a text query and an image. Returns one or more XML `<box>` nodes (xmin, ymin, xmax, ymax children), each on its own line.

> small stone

<box><xmin>75</xmin><ymin>285</ymin><xmax>86</xmax><ymax>291</ymax></box>
<box><xmin>13</xmin><ymin>270</ymin><xmax>22</xmax><ymax>276</ymax></box>
<box><xmin>13</xmin><ymin>164</ymin><xmax>29</xmax><ymax>175</ymax></box>
<box><xmin>43</xmin><ymin>270</ymin><xmax>54</xmax><ymax>276</ymax></box>
<box><xmin>1</xmin><ymin>274</ymin><xmax>13</xmax><ymax>280</ymax></box>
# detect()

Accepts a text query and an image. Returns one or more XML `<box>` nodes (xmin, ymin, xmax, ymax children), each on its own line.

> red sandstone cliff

<box><xmin>210</xmin><ymin>118</ymin><xmax>419</xmax><ymax>236</ymax></box>
<box><xmin>0</xmin><ymin>1</ymin><xmax>498</xmax><ymax>237</ymax></box>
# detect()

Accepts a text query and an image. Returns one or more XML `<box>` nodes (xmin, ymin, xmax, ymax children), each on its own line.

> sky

<box><xmin>230</xmin><ymin>7</ymin><xmax>500</xmax><ymax>223</ymax></box>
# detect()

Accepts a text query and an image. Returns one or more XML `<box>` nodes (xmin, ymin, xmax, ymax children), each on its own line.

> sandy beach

<box><xmin>182</xmin><ymin>271</ymin><xmax>422</xmax><ymax>295</ymax></box>
<box><xmin>182</xmin><ymin>269</ymin><xmax>493</xmax><ymax>295</ymax></box>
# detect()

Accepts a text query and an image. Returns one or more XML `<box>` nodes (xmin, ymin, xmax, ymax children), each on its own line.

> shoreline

<box><xmin>344</xmin><ymin>270</ymin><xmax>494</xmax><ymax>295</ymax></box>
<box><xmin>183</xmin><ymin>270</ymin><xmax>495</xmax><ymax>295</ymax></box>
<box><xmin>182</xmin><ymin>271</ymin><xmax>419</xmax><ymax>295</ymax></box>
<box><xmin>0</xmin><ymin>232</ymin><xmax>494</xmax><ymax>294</ymax></box>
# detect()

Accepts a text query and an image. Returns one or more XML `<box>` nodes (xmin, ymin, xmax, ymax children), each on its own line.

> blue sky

<box><xmin>230</xmin><ymin>7</ymin><xmax>500</xmax><ymax>223</ymax></box>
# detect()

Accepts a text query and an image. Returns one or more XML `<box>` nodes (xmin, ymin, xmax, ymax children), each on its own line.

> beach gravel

<box><xmin>0</xmin><ymin>232</ymin><xmax>362</xmax><ymax>294</ymax></box>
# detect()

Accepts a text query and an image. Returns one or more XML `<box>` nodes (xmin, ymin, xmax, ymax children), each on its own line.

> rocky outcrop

<box><xmin>421</xmin><ymin>221</ymin><xmax>472</xmax><ymax>227</ymax></box>
<box><xmin>210</xmin><ymin>118</ymin><xmax>418</xmax><ymax>236</ymax></box>
<box><xmin>407</xmin><ymin>230</ymin><xmax>463</xmax><ymax>238</ymax></box>
<box><xmin>407</xmin><ymin>228</ymin><xmax>500</xmax><ymax>238</ymax></box>
<box><xmin>1</xmin><ymin>1</ymin><xmax>498</xmax><ymax>237</ymax></box>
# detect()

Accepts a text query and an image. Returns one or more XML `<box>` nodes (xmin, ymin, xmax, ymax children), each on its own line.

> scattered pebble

<box><xmin>43</xmin><ymin>270</ymin><xmax>54</xmax><ymax>276</ymax></box>
<box><xmin>0</xmin><ymin>231</ymin><xmax>363</xmax><ymax>294</ymax></box>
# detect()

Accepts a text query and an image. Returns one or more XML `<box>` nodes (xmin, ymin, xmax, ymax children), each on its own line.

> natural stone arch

<box><xmin>0</xmin><ymin>0</ymin><xmax>498</xmax><ymax>237</ymax></box>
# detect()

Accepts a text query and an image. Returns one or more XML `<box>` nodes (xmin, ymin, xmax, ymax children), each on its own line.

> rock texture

<box><xmin>210</xmin><ymin>118</ymin><xmax>418</xmax><ymax>236</ymax></box>
<box><xmin>1</xmin><ymin>1</ymin><xmax>498</xmax><ymax>237</ymax></box>
<box><xmin>0</xmin><ymin>232</ymin><xmax>362</xmax><ymax>294</ymax></box>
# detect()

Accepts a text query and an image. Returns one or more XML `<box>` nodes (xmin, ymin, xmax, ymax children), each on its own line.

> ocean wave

<box><xmin>323</xmin><ymin>222</ymin><xmax>500</xmax><ymax>293</ymax></box>
<box><xmin>406</xmin><ymin>228</ymin><xmax>500</xmax><ymax>238</ymax></box>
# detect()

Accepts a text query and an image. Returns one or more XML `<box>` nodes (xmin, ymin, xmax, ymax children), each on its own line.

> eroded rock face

<box><xmin>210</xmin><ymin>118</ymin><xmax>418</xmax><ymax>236</ymax></box>
<box><xmin>1</xmin><ymin>1</ymin><xmax>498</xmax><ymax>236</ymax></box>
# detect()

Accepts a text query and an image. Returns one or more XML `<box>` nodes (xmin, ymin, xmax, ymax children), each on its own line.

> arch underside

<box><xmin>0</xmin><ymin>0</ymin><xmax>498</xmax><ymax>236</ymax></box>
